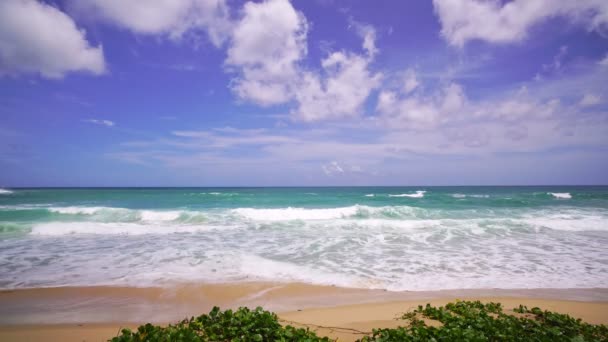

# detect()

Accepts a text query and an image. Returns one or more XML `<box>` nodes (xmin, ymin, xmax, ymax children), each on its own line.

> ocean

<box><xmin>0</xmin><ymin>187</ymin><xmax>606</xmax><ymax>291</ymax></box>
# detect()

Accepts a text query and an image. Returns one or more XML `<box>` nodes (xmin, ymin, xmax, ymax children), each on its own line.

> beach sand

<box><xmin>1</xmin><ymin>283</ymin><xmax>607</xmax><ymax>341</ymax></box>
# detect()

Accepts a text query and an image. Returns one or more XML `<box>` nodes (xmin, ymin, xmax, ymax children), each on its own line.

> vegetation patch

<box><xmin>111</xmin><ymin>301</ymin><xmax>608</xmax><ymax>341</ymax></box>
<box><xmin>361</xmin><ymin>300</ymin><xmax>608</xmax><ymax>342</ymax></box>
<box><xmin>111</xmin><ymin>306</ymin><xmax>329</xmax><ymax>342</ymax></box>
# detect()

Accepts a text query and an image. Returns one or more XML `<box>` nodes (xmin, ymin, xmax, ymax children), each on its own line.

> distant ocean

<box><xmin>0</xmin><ymin>187</ymin><xmax>607</xmax><ymax>291</ymax></box>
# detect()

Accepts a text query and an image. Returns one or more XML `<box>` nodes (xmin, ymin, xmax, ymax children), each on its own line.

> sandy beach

<box><xmin>1</xmin><ymin>283</ymin><xmax>607</xmax><ymax>341</ymax></box>
<box><xmin>3</xmin><ymin>0</ymin><xmax>608</xmax><ymax>336</ymax></box>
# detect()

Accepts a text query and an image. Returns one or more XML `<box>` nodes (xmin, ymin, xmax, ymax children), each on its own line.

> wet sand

<box><xmin>1</xmin><ymin>283</ymin><xmax>607</xmax><ymax>341</ymax></box>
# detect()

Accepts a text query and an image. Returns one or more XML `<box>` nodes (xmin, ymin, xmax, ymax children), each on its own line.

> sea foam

<box><xmin>451</xmin><ymin>194</ymin><xmax>489</xmax><ymax>198</ymax></box>
<box><xmin>549</xmin><ymin>192</ymin><xmax>572</xmax><ymax>199</ymax></box>
<box><xmin>48</xmin><ymin>206</ymin><xmax>113</xmax><ymax>215</ymax></box>
<box><xmin>29</xmin><ymin>222</ymin><xmax>231</xmax><ymax>235</ymax></box>
<box><xmin>48</xmin><ymin>207</ymin><xmax>193</xmax><ymax>222</ymax></box>
<box><xmin>0</xmin><ymin>189</ymin><xmax>13</xmax><ymax>194</ymax></box>
<box><xmin>389</xmin><ymin>190</ymin><xmax>426</xmax><ymax>198</ymax></box>
<box><xmin>3</xmin><ymin>187</ymin><xmax>608</xmax><ymax>292</ymax></box>
<box><xmin>232</xmin><ymin>206</ymin><xmax>361</xmax><ymax>221</ymax></box>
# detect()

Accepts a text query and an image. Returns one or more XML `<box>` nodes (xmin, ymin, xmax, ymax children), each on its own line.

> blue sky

<box><xmin>0</xmin><ymin>0</ymin><xmax>607</xmax><ymax>186</ymax></box>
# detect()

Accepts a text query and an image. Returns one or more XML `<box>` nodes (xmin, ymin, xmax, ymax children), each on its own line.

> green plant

<box><xmin>111</xmin><ymin>302</ymin><xmax>608</xmax><ymax>342</ymax></box>
<box><xmin>111</xmin><ymin>306</ymin><xmax>330</xmax><ymax>342</ymax></box>
<box><xmin>361</xmin><ymin>300</ymin><xmax>608</xmax><ymax>342</ymax></box>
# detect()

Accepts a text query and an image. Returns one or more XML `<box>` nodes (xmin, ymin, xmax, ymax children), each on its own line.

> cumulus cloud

<box><xmin>294</xmin><ymin>51</ymin><xmax>382</xmax><ymax>121</ymax></box>
<box><xmin>84</xmin><ymin>119</ymin><xmax>115</xmax><ymax>127</ymax></box>
<box><xmin>226</xmin><ymin>0</ymin><xmax>381</xmax><ymax>122</ymax></box>
<box><xmin>353</xmin><ymin>22</ymin><xmax>378</xmax><ymax>58</ymax></box>
<box><xmin>291</xmin><ymin>22</ymin><xmax>381</xmax><ymax>122</ymax></box>
<box><xmin>108</xmin><ymin>61</ymin><xmax>608</xmax><ymax>179</ymax></box>
<box><xmin>433</xmin><ymin>0</ymin><xmax>608</xmax><ymax>47</ymax></box>
<box><xmin>375</xmin><ymin>64</ymin><xmax>585</xmax><ymax>132</ymax></box>
<box><xmin>70</xmin><ymin>0</ymin><xmax>231</xmax><ymax>46</ymax></box>
<box><xmin>377</xmin><ymin>80</ymin><xmax>467</xmax><ymax>129</ymax></box>
<box><xmin>0</xmin><ymin>0</ymin><xmax>105</xmax><ymax>78</ymax></box>
<box><xmin>226</xmin><ymin>0</ymin><xmax>307</xmax><ymax>106</ymax></box>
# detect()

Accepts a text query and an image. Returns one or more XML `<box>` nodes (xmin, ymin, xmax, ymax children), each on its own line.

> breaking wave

<box><xmin>549</xmin><ymin>192</ymin><xmax>572</xmax><ymax>199</ymax></box>
<box><xmin>388</xmin><ymin>190</ymin><xmax>426</xmax><ymax>198</ymax></box>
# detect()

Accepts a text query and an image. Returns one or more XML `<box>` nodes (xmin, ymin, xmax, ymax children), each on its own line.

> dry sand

<box><xmin>1</xmin><ymin>283</ymin><xmax>607</xmax><ymax>341</ymax></box>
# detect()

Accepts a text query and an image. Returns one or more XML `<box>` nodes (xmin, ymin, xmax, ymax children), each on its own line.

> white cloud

<box><xmin>354</xmin><ymin>22</ymin><xmax>378</xmax><ymax>58</ymax></box>
<box><xmin>543</xmin><ymin>45</ymin><xmax>568</xmax><ymax>71</ymax></box>
<box><xmin>374</xmin><ymin>60</ymin><xmax>603</xmax><ymax>131</ymax></box>
<box><xmin>171</xmin><ymin>127</ymin><xmax>297</xmax><ymax>147</ymax></box>
<box><xmin>579</xmin><ymin>93</ymin><xmax>601</xmax><ymax>107</ymax></box>
<box><xmin>377</xmin><ymin>81</ymin><xmax>466</xmax><ymax>129</ymax></box>
<box><xmin>226</xmin><ymin>0</ymin><xmax>307</xmax><ymax>106</ymax></box>
<box><xmin>85</xmin><ymin>119</ymin><xmax>115</xmax><ymax>127</ymax></box>
<box><xmin>600</xmin><ymin>54</ymin><xmax>608</xmax><ymax>66</ymax></box>
<box><xmin>294</xmin><ymin>51</ymin><xmax>382</xmax><ymax>121</ymax></box>
<box><xmin>402</xmin><ymin>68</ymin><xmax>419</xmax><ymax>94</ymax></box>
<box><xmin>321</xmin><ymin>161</ymin><xmax>344</xmax><ymax>176</ymax></box>
<box><xmin>71</xmin><ymin>0</ymin><xmax>231</xmax><ymax>46</ymax></box>
<box><xmin>433</xmin><ymin>0</ymin><xmax>608</xmax><ymax>47</ymax></box>
<box><xmin>0</xmin><ymin>0</ymin><xmax>105</xmax><ymax>78</ymax></box>
<box><xmin>110</xmin><ymin>114</ymin><xmax>608</xmax><ymax>182</ymax></box>
<box><xmin>226</xmin><ymin>0</ymin><xmax>381</xmax><ymax>122</ymax></box>
<box><xmin>291</xmin><ymin>21</ymin><xmax>381</xmax><ymax>122</ymax></box>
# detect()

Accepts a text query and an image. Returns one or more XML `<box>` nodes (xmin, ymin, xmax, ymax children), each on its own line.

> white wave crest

<box><xmin>199</xmin><ymin>192</ymin><xmax>237</xmax><ymax>196</ymax></box>
<box><xmin>549</xmin><ymin>192</ymin><xmax>572</xmax><ymax>199</ymax></box>
<box><xmin>232</xmin><ymin>206</ymin><xmax>361</xmax><ymax>221</ymax></box>
<box><xmin>0</xmin><ymin>188</ymin><xmax>14</xmax><ymax>194</ymax></box>
<box><xmin>389</xmin><ymin>190</ymin><xmax>426</xmax><ymax>198</ymax></box>
<box><xmin>48</xmin><ymin>206</ymin><xmax>110</xmax><ymax>215</ymax></box>
<box><xmin>451</xmin><ymin>194</ymin><xmax>489</xmax><ymax>198</ymax></box>
<box><xmin>365</xmin><ymin>194</ymin><xmax>375</xmax><ymax>197</ymax></box>
<box><xmin>48</xmin><ymin>207</ymin><xmax>193</xmax><ymax>222</ymax></box>
<box><xmin>139</xmin><ymin>210</ymin><xmax>182</xmax><ymax>221</ymax></box>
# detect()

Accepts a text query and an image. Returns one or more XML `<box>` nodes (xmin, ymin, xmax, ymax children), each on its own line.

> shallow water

<box><xmin>1</xmin><ymin>186</ymin><xmax>607</xmax><ymax>290</ymax></box>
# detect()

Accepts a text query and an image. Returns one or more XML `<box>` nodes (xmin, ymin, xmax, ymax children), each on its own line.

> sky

<box><xmin>0</xmin><ymin>0</ymin><xmax>607</xmax><ymax>187</ymax></box>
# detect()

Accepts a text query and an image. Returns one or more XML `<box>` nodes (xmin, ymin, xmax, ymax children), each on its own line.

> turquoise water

<box><xmin>0</xmin><ymin>186</ymin><xmax>607</xmax><ymax>290</ymax></box>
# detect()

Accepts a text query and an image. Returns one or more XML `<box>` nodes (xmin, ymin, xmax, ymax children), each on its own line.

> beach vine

<box><xmin>111</xmin><ymin>301</ymin><xmax>608</xmax><ymax>341</ymax></box>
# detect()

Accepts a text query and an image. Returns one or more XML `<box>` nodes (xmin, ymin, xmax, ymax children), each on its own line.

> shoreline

<box><xmin>1</xmin><ymin>282</ymin><xmax>607</xmax><ymax>324</ymax></box>
<box><xmin>1</xmin><ymin>299</ymin><xmax>608</xmax><ymax>342</ymax></box>
<box><xmin>1</xmin><ymin>283</ymin><xmax>607</xmax><ymax>341</ymax></box>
